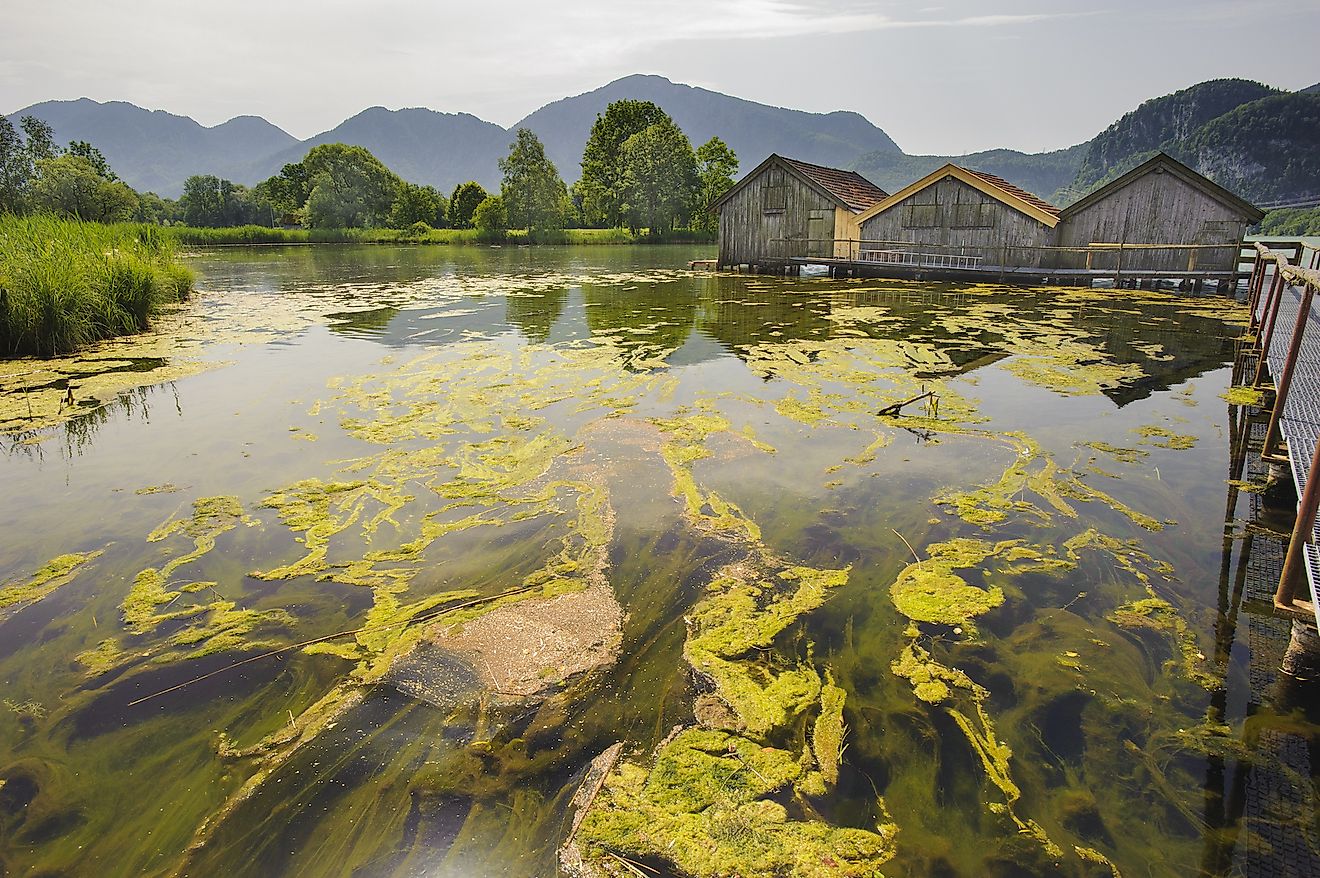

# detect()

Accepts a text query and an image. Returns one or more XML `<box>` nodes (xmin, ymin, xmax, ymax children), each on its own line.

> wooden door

<box><xmin>807</xmin><ymin>212</ymin><xmax>831</xmax><ymax>258</ymax></box>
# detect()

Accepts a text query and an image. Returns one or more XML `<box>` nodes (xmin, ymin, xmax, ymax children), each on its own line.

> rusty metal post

<box><xmin>1252</xmin><ymin>269</ymin><xmax>1288</xmax><ymax>387</ymax></box>
<box><xmin>1276</xmin><ymin>437</ymin><xmax>1320</xmax><ymax>611</ymax></box>
<box><xmin>1246</xmin><ymin>254</ymin><xmax>1266</xmax><ymax>323</ymax></box>
<box><xmin>1263</xmin><ymin>282</ymin><xmax>1317</xmax><ymax>458</ymax></box>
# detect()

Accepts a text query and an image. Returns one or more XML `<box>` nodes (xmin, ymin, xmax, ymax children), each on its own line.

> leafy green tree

<box><xmin>472</xmin><ymin>195</ymin><xmax>507</xmax><ymax>241</ymax></box>
<box><xmin>180</xmin><ymin>175</ymin><xmax>272</xmax><ymax>227</ymax></box>
<box><xmin>0</xmin><ymin>115</ymin><xmax>59</xmax><ymax>213</ymax></box>
<box><xmin>134</xmin><ymin>191</ymin><xmax>180</xmax><ymax>225</ymax></box>
<box><xmin>389</xmin><ymin>181</ymin><xmax>447</xmax><ymax>228</ymax></box>
<box><xmin>575</xmin><ymin>100</ymin><xmax>669</xmax><ymax>227</ymax></box>
<box><xmin>499</xmin><ymin>128</ymin><xmax>566</xmax><ymax>232</ymax></box>
<box><xmin>31</xmin><ymin>154</ymin><xmax>138</xmax><ymax>222</ymax></box>
<box><xmin>257</xmin><ymin>144</ymin><xmax>398</xmax><ymax>228</ymax></box>
<box><xmin>619</xmin><ymin>119</ymin><xmax>699</xmax><ymax>233</ymax></box>
<box><xmin>66</xmin><ymin>140</ymin><xmax>118</xmax><ymax>181</ymax></box>
<box><xmin>448</xmin><ymin>181</ymin><xmax>489</xmax><ymax>229</ymax></box>
<box><xmin>694</xmin><ymin>137</ymin><xmax>738</xmax><ymax>233</ymax></box>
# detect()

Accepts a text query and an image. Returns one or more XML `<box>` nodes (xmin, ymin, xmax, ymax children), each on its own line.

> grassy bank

<box><xmin>165</xmin><ymin>225</ymin><xmax>715</xmax><ymax>247</ymax></box>
<box><xmin>0</xmin><ymin>215</ymin><xmax>194</xmax><ymax>357</ymax></box>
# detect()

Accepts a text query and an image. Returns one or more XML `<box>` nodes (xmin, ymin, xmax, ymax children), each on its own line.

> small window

<box><xmin>903</xmin><ymin>204</ymin><xmax>938</xmax><ymax>228</ymax></box>
<box><xmin>763</xmin><ymin>168</ymin><xmax>786</xmax><ymax>213</ymax></box>
<box><xmin>951</xmin><ymin>202</ymin><xmax>995</xmax><ymax>229</ymax></box>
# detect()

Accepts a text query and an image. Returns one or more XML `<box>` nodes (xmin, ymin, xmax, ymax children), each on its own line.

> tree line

<box><xmin>0</xmin><ymin>100</ymin><xmax>739</xmax><ymax>236</ymax></box>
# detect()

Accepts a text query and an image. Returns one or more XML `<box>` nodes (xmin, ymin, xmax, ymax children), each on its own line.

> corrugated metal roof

<box><xmin>960</xmin><ymin>167</ymin><xmax>1061</xmax><ymax>218</ymax></box>
<box><xmin>781</xmin><ymin>157</ymin><xmax>888</xmax><ymax>212</ymax></box>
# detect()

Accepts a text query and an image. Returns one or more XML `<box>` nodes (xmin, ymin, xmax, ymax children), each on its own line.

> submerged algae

<box><xmin>0</xmin><ymin>550</ymin><xmax>103</xmax><ymax>617</ymax></box>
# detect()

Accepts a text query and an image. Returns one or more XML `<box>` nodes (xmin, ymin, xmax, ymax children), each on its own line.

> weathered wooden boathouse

<box><xmin>716</xmin><ymin>151</ymin><xmax>1265</xmax><ymax>289</ymax></box>
<box><xmin>713</xmin><ymin>155</ymin><xmax>887</xmax><ymax>270</ymax></box>
<box><xmin>853</xmin><ymin>163</ymin><xmax>1061</xmax><ymax>270</ymax></box>
<box><xmin>1054</xmin><ymin>153</ymin><xmax>1265</xmax><ymax>275</ymax></box>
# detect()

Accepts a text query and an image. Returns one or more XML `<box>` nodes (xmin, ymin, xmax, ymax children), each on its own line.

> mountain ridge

<box><xmin>7</xmin><ymin>75</ymin><xmax>1315</xmax><ymax>207</ymax></box>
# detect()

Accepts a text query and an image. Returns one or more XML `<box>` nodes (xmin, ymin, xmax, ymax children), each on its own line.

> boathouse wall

<box><xmin>1056</xmin><ymin>170</ymin><xmax>1254</xmax><ymax>274</ymax></box>
<box><xmin>717</xmin><ymin>162</ymin><xmax>838</xmax><ymax>267</ymax></box>
<box><xmin>857</xmin><ymin>176</ymin><xmax>1054</xmax><ymax>268</ymax></box>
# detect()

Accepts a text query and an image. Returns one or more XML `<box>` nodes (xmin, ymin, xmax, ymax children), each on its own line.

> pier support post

<box><xmin>1281</xmin><ymin>621</ymin><xmax>1320</xmax><ymax>680</ymax></box>
<box><xmin>1263</xmin><ymin>283</ymin><xmax>1317</xmax><ymax>459</ymax></box>
<box><xmin>1275</xmin><ymin>437</ymin><xmax>1320</xmax><ymax>613</ymax></box>
<box><xmin>1252</xmin><ymin>269</ymin><xmax>1288</xmax><ymax>387</ymax></box>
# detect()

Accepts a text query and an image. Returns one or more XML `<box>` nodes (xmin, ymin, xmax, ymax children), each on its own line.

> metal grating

<box><xmin>1236</xmin><ymin>727</ymin><xmax>1320</xmax><ymax>876</ymax></box>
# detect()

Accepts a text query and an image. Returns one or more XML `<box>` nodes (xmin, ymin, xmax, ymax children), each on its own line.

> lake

<box><xmin>0</xmin><ymin>244</ymin><xmax>1310</xmax><ymax>877</ymax></box>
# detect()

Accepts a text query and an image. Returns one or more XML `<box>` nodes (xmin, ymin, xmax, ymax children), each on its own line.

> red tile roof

<box><xmin>782</xmin><ymin>157</ymin><xmax>888</xmax><ymax>212</ymax></box>
<box><xmin>961</xmin><ymin>167</ymin><xmax>1060</xmax><ymax>218</ymax></box>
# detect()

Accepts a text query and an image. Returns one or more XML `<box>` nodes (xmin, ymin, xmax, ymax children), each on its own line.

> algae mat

<box><xmin>0</xmin><ymin>244</ymin><xmax>1306</xmax><ymax>878</ymax></box>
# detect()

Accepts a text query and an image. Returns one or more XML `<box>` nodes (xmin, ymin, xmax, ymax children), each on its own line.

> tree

<box><xmin>471</xmin><ymin>195</ymin><xmax>507</xmax><ymax>240</ymax></box>
<box><xmin>0</xmin><ymin>115</ymin><xmax>59</xmax><ymax>213</ymax></box>
<box><xmin>179</xmin><ymin>175</ymin><xmax>272</xmax><ymax>227</ymax></box>
<box><xmin>695</xmin><ymin>137</ymin><xmax>738</xmax><ymax>233</ymax></box>
<box><xmin>67</xmin><ymin>140</ymin><xmax>118</xmax><ymax>181</ymax></box>
<box><xmin>257</xmin><ymin>144</ymin><xmax>399</xmax><ymax>228</ymax></box>
<box><xmin>448</xmin><ymin>181</ymin><xmax>489</xmax><ymax>229</ymax></box>
<box><xmin>499</xmin><ymin>128</ymin><xmax>566</xmax><ymax>232</ymax></box>
<box><xmin>30</xmin><ymin>154</ymin><xmax>138</xmax><ymax>222</ymax></box>
<box><xmin>619</xmin><ymin>119</ymin><xmax>699</xmax><ymax>233</ymax></box>
<box><xmin>575</xmin><ymin>100</ymin><xmax>669</xmax><ymax>227</ymax></box>
<box><xmin>389</xmin><ymin>181</ymin><xmax>447</xmax><ymax>229</ymax></box>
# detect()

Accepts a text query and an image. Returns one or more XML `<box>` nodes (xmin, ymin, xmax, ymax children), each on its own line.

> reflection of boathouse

<box><xmin>716</xmin><ymin>152</ymin><xmax>1264</xmax><ymax>289</ymax></box>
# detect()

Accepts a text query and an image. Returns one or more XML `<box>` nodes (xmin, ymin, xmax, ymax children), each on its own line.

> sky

<box><xmin>3</xmin><ymin>0</ymin><xmax>1318</xmax><ymax>155</ymax></box>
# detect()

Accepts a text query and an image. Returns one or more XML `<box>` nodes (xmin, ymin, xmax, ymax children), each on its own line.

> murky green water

<box><xmin>0</xmin><ymin>245</ymin><xmax>1313</xmax><ymax>877</ymax></box>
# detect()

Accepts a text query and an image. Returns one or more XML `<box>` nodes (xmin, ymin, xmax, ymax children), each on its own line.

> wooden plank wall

<box><xmin>717</xmin><ymin>160</ymin><xmax>837</xmax><ymax>266</ymax></box>
<box><xmin>857</xmin><ymin>177</ymin><xmax>1053</xmax><ymax>267</ymax></box>
<box><xmin>1057</xmin><ymin>171</ymin><xmax>1250</xmax><ymax>272</ymax></box>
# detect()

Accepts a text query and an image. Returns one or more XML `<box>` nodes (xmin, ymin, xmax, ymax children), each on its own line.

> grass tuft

<box><xmin>0</xmin><ymin>214</ymin><xmax>195</xmax><ymax>356</ymax></box>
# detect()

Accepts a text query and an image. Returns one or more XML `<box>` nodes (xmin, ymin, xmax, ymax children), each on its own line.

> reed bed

<box><xmin>0</xmin><ymin>215</ymin><xmax>195</xmax><ymax>357</ymax></box>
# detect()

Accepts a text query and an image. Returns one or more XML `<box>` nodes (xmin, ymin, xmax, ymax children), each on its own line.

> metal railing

<box><xmin>1244</xmin><ymin>242</ymin><xmax>1320</xmax><ymax>623</ymax></box>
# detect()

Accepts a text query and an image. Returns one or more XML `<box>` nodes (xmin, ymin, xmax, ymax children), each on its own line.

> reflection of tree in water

<box><xmin>2</xmin><ymin>385</ymin><xmax>175</xmax><ymax>461</ymax></box>
<box><xmin>326</xmin><ymin>307</ymin><xmax>399</xmax><ymax>338</ymax></box>
<box><xmin>582</xmin><ymin>280</ymin><xmax>697</xmax><ymax>361</ymax></box>
<box><xmin>504</xmin><ymin>288</ymin><xmax>568</xmax><ymax>344</ymax></box>
<box><xmin>697</xmin><ymin>283</ymin><xmax>834</xmax><ymax>351</ymax></box>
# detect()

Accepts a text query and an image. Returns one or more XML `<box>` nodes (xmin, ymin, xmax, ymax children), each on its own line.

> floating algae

<box><xmin>1082</xmin><ymin>442</ymin><xmax>1149</xmax><ymax>465</ymax></box>
<box><xmin>1107</xmin><ymin>593</ymin><xmax>1216</xmax><ymax>689</ymax></box>
<box><xmin>122</xmin><ymin>496</ymin><xmax>257</xmax><ymax>634</ymax></box>
<box><xmin>1221</xmin><ymin>385</ymin><xmax>1265</xmax><ymax>407</ymax></box>
<box><xmin>888</xmin><ymin>539</ymin><xmax>1009</xmax><ymax>633</ymax></box>
<box><xmin>0</xmin><ymin>550</ymin><xmax>103</xmax><ymax>618</ymax></box>
<box><xmin>1133</xmin><ymin>425</ymin><xmax>1197</xmax><ymax>450</ymax></box>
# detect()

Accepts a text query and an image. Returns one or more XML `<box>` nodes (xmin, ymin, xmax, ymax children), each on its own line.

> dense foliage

<box><xmin>619</xmin><ymin>119</ymin><xmax>698</xmax><ymax>232</ymax></box>
<box><xmin>499</xmin><ymin>128</ymin><xmax>567</xmax><ymax>232</ymax></box>
<box><xmin>576</xmin><ymin>100</ymin><xmax>671</xmax><ymax>228</ymax></box>
<box><xmin>1180</xmin><ymin>93</ymin><xmax>1320</xmax><ymax>203</ymax></box>
<box><xmin>0</xmin><ymin>215</ymin><xmax>193</xmax><ymax>356</ymax></box>
<box><xmin>694</xmin><ymin>137</ymin><xmax>738</xmax><ymax>233</ymax></box>
<box><xmin>179</xmin><ymin>175</ymin><xmax>272</xmax><ymax>227</ymax></box>
<box><xmin>447</xmin><ymin>181</ymin><xmax>489</xmax><ymax>229</ymax></box>
<box><xmin>1258</xmin><ymin>207</ymin><xmax>1320</xmax><ymax>237</ymax></box>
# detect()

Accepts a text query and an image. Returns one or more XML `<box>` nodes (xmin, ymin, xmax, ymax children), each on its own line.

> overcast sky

<box><xmin>4</xmin><ymin>0</ymin><xmax>1318</xmax><ymax>155</ymax></box>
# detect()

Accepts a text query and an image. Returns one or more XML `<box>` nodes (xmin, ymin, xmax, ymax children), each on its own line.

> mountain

<box><xmin>1066</xmin><ymin>78</ymin><xmax>1280</xmax><ymax>195</ymax></box>
<box><xmin>515</xmin><ymin>74</ymin><xmax>901</xmax><ymax>185</ymax></box>
<box><xmin>7</xmin><ymin>98</ymin><xmax>297</xmax><ymax>197</ymax></box>
<box><xmin>1178</xmin><ymin>92</ymin><xmax>1320</xmax><ymax>203</ymax></box>
<box><xmin>250</xmin><ymin>107</ymin><xmax>511</xmax><ymax>195</ymax></box>
<box><xmin>851</xmin><ymin>143</ymin><xmax>1087</xmax><ymax>203</ymax></box>
<box><xmin>1302</xmin><ymin>83</ymin><xmax>1320</xmax><ymax>94</ymax></box>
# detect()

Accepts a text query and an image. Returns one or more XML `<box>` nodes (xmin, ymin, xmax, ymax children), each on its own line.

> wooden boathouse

<box><xmin>713</xmin><ymin>155</ymin><xmax>887</xmax><ymax>271</ymax></box>
<box><xmin>716</xmin><ymin>151</ymin><xmax>1265</xmax><ymax>290</ymax></box>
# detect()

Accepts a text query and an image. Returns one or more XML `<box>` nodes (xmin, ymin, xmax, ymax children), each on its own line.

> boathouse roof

<box><xmin>1058</xmin><ymin>152</ymin><xmax>1265</xmax><ymax>222</ymax></box>
<box><xmin>854</xmin><ymin>163</ymin><xmax>1062</xmax><ymax>228</ymax></box>
<box><xmin>713</xmin><ymin>154</ymin><xmax>889</xmax><ymax>213</ymax></box>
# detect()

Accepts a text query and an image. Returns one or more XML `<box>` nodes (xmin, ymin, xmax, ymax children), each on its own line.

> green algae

<box><xmin>123</xmin><ymin>496</ymin><xmax>256</xmax><ymax>634</ymax></box>
<box><xmin>1107</xmin><ymin>594</ymin><xmax>1216</xmax><ymax>689</ymax></box>
<box><xmin>76</xmin><ymin>638</ymin><xmax>127</xmax><ymax>675</ymax></box>
<box><xmin>888</xmin><ymin>539</ymin><xmax>1010</xmax><ymax>633</ymax></box>
<box><xmin>1082</xmin><ymin>442</ymin><xmax>1149</xmax><ymax>465</ymax></box>
<box><xmin>1134</xmin><ymin>425</ymin><xmax>1197</xmax><ymax>450</ymax></box>
<box><xmin>0</xmin><ymin>550</ymin><xmax>103</xmax><ymax>616</ymax></box>
<box><xmin>890</xmin><ymin>641</ymin><xmax>984</xmax><ymax>705</ymax></box>
<box><xmin>1221</xmin><ymin>385</ymin><xmax>1265</xmax><ymax>407</ymax></box>
<box><xmin>575</xmin><ymin>729</ymin><xmax>896</xmax><ymax>878</ymax></box>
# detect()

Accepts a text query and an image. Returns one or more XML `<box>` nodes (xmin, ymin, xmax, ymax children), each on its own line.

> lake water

<box><xmin>0</xmin><ymin>244</ymin><xmax>1313</xmax><ymax>877</ymax></box>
